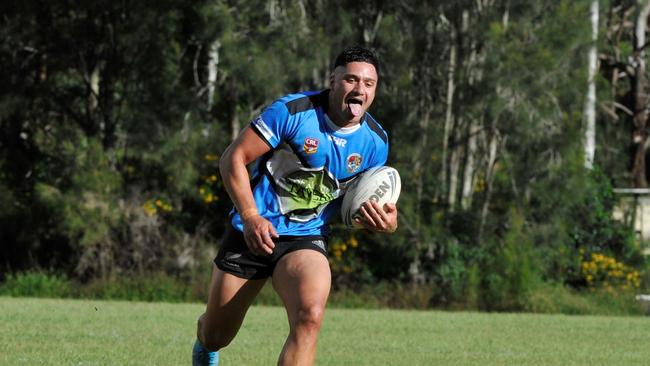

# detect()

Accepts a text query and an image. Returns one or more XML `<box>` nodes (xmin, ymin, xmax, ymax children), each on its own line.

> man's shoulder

<box><xmin>276</xmin><ymin>90</ymin><xmax>327</xmax><ymax>116</ymax></box>
<box><xmin>363</xmin><ymin>113</ymin><xmax>388</xmax><ymax>144</ymax></box>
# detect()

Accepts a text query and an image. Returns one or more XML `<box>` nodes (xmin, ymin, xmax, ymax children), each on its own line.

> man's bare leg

<box><xmin>272</xmin><ymin>250</ymin><xmax>331</xmax><ymax>366</ymax></box>
<box><xmin>197</xmin><ymin>263</ymin><xmax>267</xmax><ymax>351</ymax></box>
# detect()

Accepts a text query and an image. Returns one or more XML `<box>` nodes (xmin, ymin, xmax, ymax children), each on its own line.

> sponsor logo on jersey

<box><xmin>303</xmin><ymin>137</ymin><xmax>319</xmax><ymax>154</ymax></box>
<box><xmin>329</xmin><ymin>135</ymin><xmax>347</xmax><ymax>148</ymax></box>
<box><xmin>346</xmin><ymin>153</ymin><xmax>363</xmax><ymax>173</ymax></box>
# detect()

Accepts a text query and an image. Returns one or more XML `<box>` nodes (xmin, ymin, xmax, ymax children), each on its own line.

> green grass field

<box><xmin>1</xmin><ymin>296</ymin><xmax>648</xmax><ymax>365</ymax></box>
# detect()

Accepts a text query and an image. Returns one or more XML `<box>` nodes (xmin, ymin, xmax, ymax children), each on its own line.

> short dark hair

<box><xmin>333</xmin><ymin>46</ymin><xmax>380</xmax><ymax>76</ymax></box>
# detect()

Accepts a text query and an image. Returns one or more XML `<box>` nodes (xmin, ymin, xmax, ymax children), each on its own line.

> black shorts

<box><xmin>214</xmin><ymin>224</ymin><xmax>328</xmax><ymax>280</ymax></box>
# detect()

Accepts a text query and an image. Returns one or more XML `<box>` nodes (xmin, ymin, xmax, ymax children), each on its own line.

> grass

<box><xmin>1</xmin><ymin>296</ymin><xmax>649</xmax><ymax>365</ymax></box>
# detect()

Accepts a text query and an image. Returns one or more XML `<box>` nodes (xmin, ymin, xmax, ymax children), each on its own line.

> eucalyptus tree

<box><xmin>584</xmin><ymin>0</ymin><xmax>599</xmax><ymax>169</ymax></box>
<box><xmin>599</xmin><ymin>0</ymin><xmax>650</xmax><ymax>187</ymax></box>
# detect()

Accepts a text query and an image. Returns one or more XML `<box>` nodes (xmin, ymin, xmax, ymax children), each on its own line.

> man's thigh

<box><xmin>271</xmin><ymin>249</ymin><xmax>331</xmax><ymax>322</ymax></box>
<box><xmin>200</xmin><ymin>264</ymin><xmax>267</xmax><ymax>344</ymax></box>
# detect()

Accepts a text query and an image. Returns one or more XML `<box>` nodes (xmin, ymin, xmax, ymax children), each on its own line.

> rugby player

<box><xmin>192</xmin><ymin>45</ymin><xmax>398</xmax><ymax>366</ymax></box>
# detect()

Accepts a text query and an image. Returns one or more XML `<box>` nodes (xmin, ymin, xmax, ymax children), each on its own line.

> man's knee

<box><xmin>294</xmin><ymin>304</ymin><xmax>325</xmax><ymax>334</ymax></box>
<box><xmin>197</xmin><ymin>315</ymin><xmax>235</xmax><ymax>352</ymax></box>
<box><xmin>199</xmin><ymin>328</ymin><xmax>235</xmax><ymax>352</ymax></box>
<box><xmin>201</xmin><ymin>334</ymin><xmax>232</xmax><ymax>352</ymax></box>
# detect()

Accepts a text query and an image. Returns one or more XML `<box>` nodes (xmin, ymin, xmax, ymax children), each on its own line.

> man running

<box><xmin>193</xmin><ymin>45</ymin><xmax>398</xmax><ymax>366</ymax></box>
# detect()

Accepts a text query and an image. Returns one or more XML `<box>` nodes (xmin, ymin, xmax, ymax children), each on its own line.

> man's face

<box><xmin>328</xmin><ymin>61</ymin><xmax>378</xmax><ymax>127</ymax></box>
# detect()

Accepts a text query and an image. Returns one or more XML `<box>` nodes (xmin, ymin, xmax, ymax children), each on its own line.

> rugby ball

<box><xmin>341</xmin><ymin>166</ymin><xmax>401</xmax><ymax>228</ymax></box>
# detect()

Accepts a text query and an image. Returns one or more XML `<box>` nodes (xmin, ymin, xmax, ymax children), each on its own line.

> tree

<box><xmin>630</xmin><ymin>0</ymin><xmax>650</xmax><ymax>187</ymax></box>
<box><xmin>584</xmin><ymin>0</ymin><xmax>599</xmax><ymax>169</ymax></box>
<box><xmin>600</xmin><ymin>0</ymin><xmax>650</xmax><ymax>187</ymax></box>
<box><xmin>0</xmin><ymin>1</ymin><xmax>644</xmax><ymax>311</ymax></box>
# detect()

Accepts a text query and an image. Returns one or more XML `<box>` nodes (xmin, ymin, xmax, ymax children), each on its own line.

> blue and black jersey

<box><xmin>230</xmin><ymin>89</ymin><xmax>389</xmax><ymax>237</ymax></box>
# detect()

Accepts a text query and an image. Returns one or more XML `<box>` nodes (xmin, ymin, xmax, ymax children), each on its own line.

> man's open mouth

<box><xmin>346</xmin><ymin>98</ymin><xmax>363</xmax><ymax>117</ymax></box>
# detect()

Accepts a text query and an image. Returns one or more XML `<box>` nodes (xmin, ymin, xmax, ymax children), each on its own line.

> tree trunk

<box><xmin>89</xmin><ymin>63</ymin><xmax>100</xmax><ymax>113</ymax></box>
<box><xmin>459</xmin><ymin>7</ymin><xmax>484</xmax><ymax>210</ymax></box>
<box><xmin>461</xmin><ymin>119</ymin><xmax>478</xmax><ymax>210</ymax></box>
<box><xmin>448</xmin><ymin>9</ymin><xmax>473</xmax><ymax>211</ymax></box>
<box><xmin>230</xmin><ymin>107</ymin><xmax>240</xmax><ymax>142</ymax></box>
<box><xmin>207</xmin><ymin>39</ymin><xmax>221</xmax><ymax>113</ymax></box>
<box><xmin>363</xmin><ymin>11</ymin><xmax>383</xmax><ymax>44</ymax></box>
<box><xmin>448</xmin><ymin>137</ymin><xmax>461</xmax><ymax>211</ymax></box>
<box><xmin>100</xmin><ymin>23</ymin><xmax>118</xmax><ymax>151</ymax></box>
<box><xmin>441</xmin><ymin>22</ymin><xmax>457</xmax><ymax>205</ymax></box>
<box><xmin>478</xmin><ymin>123</ymin><xmax>501</xmax><ymax>243</ymax></box>
<box><xmin>631</xmin><ymin>0</ymin><xmax>650</xmax><ymax>187</ymax></box>
<box><xmin>268</xmin><ymin>0</ymin><xmax>278</xmax><ymax>26</ymax></box>
<box><xmin>413</xmin><ymin>106</ymin><xmax>431</xmax><ymax>228</ymax></box>
<box><xmin>584</xmin><ymin>0</ymin><xmax>598</xmax><ymax>169</ymax></box>
<box><xmin>406</xmin><ymin>14</ymin><xmax>436</xmax><ymax>285</ymax></box>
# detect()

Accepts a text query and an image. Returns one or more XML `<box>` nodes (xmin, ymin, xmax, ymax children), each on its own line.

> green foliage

<box><xmin>58</xmin><ymin>139</ymin><xmax>121</xmax><ymax>248</ymax></box>
<box><xmin>1</xmin><ymin>270</ymin><xmax>646</xmax><ymax>316</ymax></box>
<box><xmin>477</xmin><ymin>209</ymin><xmax>539</xmax><ymax>311</ymax></box>
<box><xmin>330</xmin><ymin>282</ymin><xmax>438</xmax><ymax>309</ymax></box>
<box><xmin>430</xmin><ymin>236</ymin><xmax>471</xmax><ymax>304</ymax></box>
<box><xmin>525</xmin><ymin>283</ymin><xmax>646</xmax><ymax>316</ymax></box>
<box><xmin>570</xmin><ymin>169</ymin><xmax>638</xmax><ymax>260</ymax></box>
<box><xmin>0</xmin><ymin>271</ymin><xmax>71</xmax><ymax>298</ymax></box>
<box><xmin>79</xmin><ymin>274</ymin><xmax>192</xmax><ymax>303</ymax></box>
<box><xmin>1</xmin><ymin>0</ymin><xmax>648</xmax><ymax>313</ymax></box>
<box><xmin>561</xmin><ymin>168</ymin><xmax>642</xmax><ymax>289</ymax></box>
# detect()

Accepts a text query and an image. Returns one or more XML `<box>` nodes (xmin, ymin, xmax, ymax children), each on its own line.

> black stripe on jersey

<box><xmin>250</xmin><ymin>122</ymin><xmax>274</xmax><ymax>149</ymax></box>
<box><xmin>285</xmin><ymin>90</ymin><xmax>329</xmax><ymax>115</ymax></box>
<box><xmin>256</xmin><ymin>150</ymin><xmax>276</xmax><ymax>192</ymax></box>
<box><xmin>363</xmin><ymin>114</ymin><xmax>388</xmax><ymax>143</ymax></box>
<box><xmin>249</xmin><ymin>171</ymin><xmax>263</xmax><ymax>191</ymax></box>
<box><xmin>250</xmin><ymin>149</ymin><xmax>274</xmax><ymax>188</ymax></box>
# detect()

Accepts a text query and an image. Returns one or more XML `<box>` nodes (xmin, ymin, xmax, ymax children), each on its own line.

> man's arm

<box><xmin>219</xmin><ymin>126</ymin><xmax>278</xmax><ymax>255</ymax></box>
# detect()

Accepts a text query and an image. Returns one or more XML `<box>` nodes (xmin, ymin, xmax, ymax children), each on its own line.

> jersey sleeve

<box><xmin>362</xmin><ymin>114</ymin><xmax>389</xmax><ymax>168</ymax></box>
<box><xmin>250</xmin><ymin>99</ymin><xmax>293</xmax><ymax>149</ymax></box>
<box><xmin>370</xmin><ymin>142</ymin><xmax>388</xmax><ymax>167</ymax></box>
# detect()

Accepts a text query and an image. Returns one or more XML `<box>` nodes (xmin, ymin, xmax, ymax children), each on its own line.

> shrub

<box><xmin>524</xmin><ymin>283</ymin><xmax>595</xmax><ymax>315</ymax></box>
<box><xmin>79</xmin><ymin>273</ymin><xmax>191</xmax><ymax>302</ymax></box>
<box><xmin>565</xmin><ymin>168</ymin><xmax>641</xmax><ymax>287</ymax></box>
<box><xmin>579</xmin><ymin>252</ymin><xmax>641</xmax><ymax>290</ymax></box>
<box><xmin>524</xmin><ymin>283</ymin><xmax>646</xmax><ymax>316</ymax></box>
<box><xmin>478</xmin><ymin>209</ymin><xmax>539</xmax><ymax>312</ymax></box>
<box><xmin>0</xmin><ymin>271</ymin><xmax>71</xmax><ymax>298</ymax></box>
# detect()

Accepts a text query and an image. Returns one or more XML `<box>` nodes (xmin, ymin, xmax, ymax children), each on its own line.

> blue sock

<box><xmin>192</xmin><ymin>339</ymin><xmax>219</xmax><ymax>366</ymax></box>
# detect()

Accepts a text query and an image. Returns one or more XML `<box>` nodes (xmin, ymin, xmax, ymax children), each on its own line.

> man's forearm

<box><xmin>219</xmin><ymin>149</ymin><xmax>258</xmax><ymax>217</ymax></box>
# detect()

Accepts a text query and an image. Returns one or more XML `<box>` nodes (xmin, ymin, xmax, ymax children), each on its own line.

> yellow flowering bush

<box><xmin>579</xmin><ymin>252</ymin><xmax>641</xmax><ymax>291</ymax></box>
<box><xmin>199</xmin><ymin>154</ymin><xmax>220</xmax><ymax>204</ymax></box>
<box><xmin>199</xmin><ymin>174</ymin><xmax>219</xmax><ymax>204</ymax></box>
<box><xmin>141</xmin><ymin>154</ymin><xmax>221</xmax><ymax>216</ymax></box>
<box><xmin>329</xmin><ymin>235</ymin><xmax>360</xmax><ymax>275</ymax></box>
<box><xmin>142</xmin><ymin>198</ymin><xmax>173</xmax><ymax>216</ymax></box>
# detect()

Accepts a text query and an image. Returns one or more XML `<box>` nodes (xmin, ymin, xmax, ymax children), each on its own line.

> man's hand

<box><xmin>242</xmin><ymin>215</ymin><xmax>279</xmax><ymax>256</ymax></box>
<box><xmin>354</xmin><ymin>201</ymin><xmax>398</xmax><ymax>233</ymax></box>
